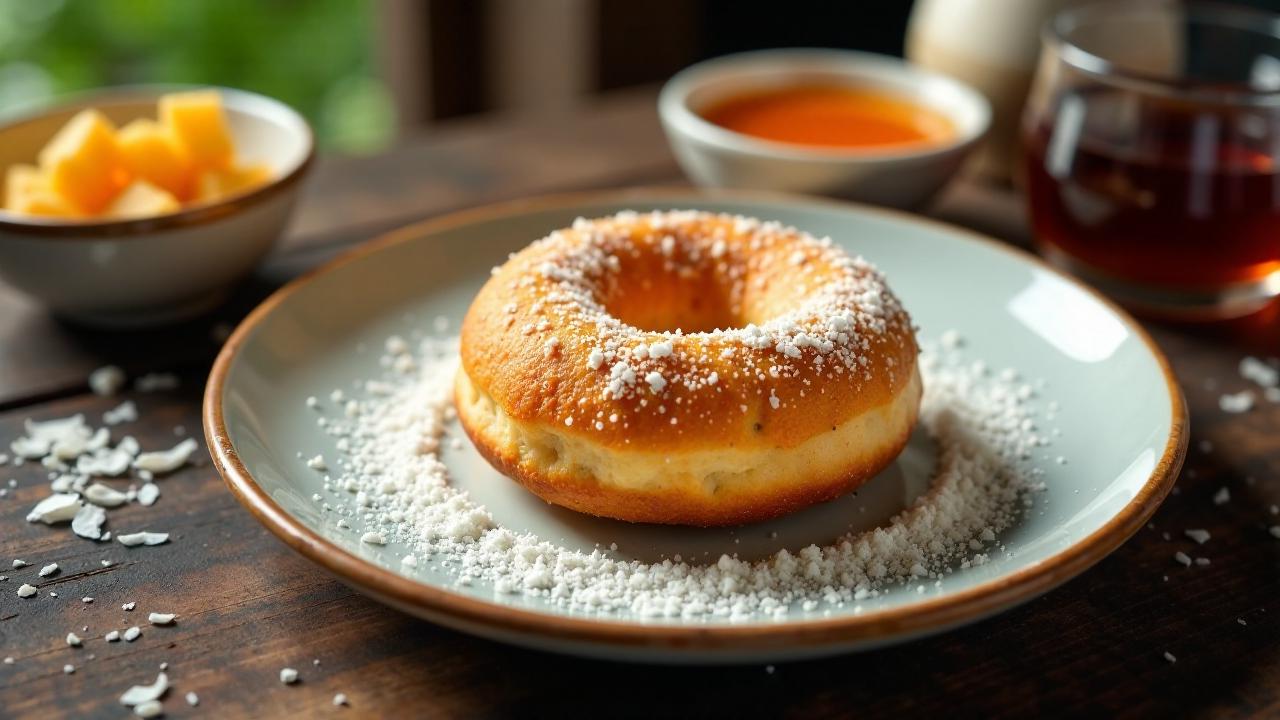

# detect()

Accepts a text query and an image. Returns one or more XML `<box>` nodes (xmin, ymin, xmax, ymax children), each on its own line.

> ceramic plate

<box><xmin>204</xmin><ymin>189</ymin><xmax>1186</xmax><ymax>663</ymax></box>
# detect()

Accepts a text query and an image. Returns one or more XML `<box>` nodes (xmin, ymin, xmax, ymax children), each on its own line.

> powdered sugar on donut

<box><xmin>479</xmin><ymin>210</ymin><xmax>915</xmax><ymax>432</ymax></box>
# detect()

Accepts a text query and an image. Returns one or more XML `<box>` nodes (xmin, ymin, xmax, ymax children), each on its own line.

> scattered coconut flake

<box><xmin>333</xmin><ymin>693</ymin><xmax>348</xmax><ymax>706</ymax></box>
<box><xmin>360</xmin><ymin>532</ymin><xmax>386</xmax><ymax>546</ymax></box>
<box><xmin>84</xmin><ymin>483</ymin><xmax>129</xmax><ymax>508</ymax></box>
<box><xmin>72</xmin><ymin>504</ymin><xmax>108</xmax><ymax>540</ymax></box>
<box><xmin>135</xmin><ymin>373</ymin><xmax>179</xmax><ymax>392</ymax></box>
<box><xmin>118</xmin><ymin>531</ymin><xmax>169</xmax><ymax>547</ymax></box>
<box><xmin>39</xmin><ymin>562</ymin><xmax>59</xmax><ymax>577</ymax></box>
<box><xmin>1240</xmin><ymin>356</ymin><xmax>1279</xmax><ymax>388</ymax></box>
<box><xmin>66</xmin><ymin>632</ymin><xmax>82</xmax><ymax>646</ymax></box>
<box><xmin>106</xmin><ymin>630</ymin><xmax>121</xmax><ymax>642</ymax></box>
<box><xmin>1185</xmin><ymin>529</ymin><xmax>1211</xmax><ymax>545</ymax></box>
<box><xmin>1213</xmin><ymin>487</ymin><xmax>1230</xmax><ymax>506</ymax></box>
<box><xmin>17</xmin><ymin>583</ymin><xmax>37</xmax><ymax>598</ymax></box>
<box><xmin>133</xmin><ymin>700</ymin><xmax>163</xmax><ymax>718</ymax></box>
<box><xmin>123</xmin><ymin>602</ymin><xmax>136</xmax><ymax>611</ymax></box>
<box><xmin>132</xmin><ymin>439</ymin><xmax>197</xmax><ymax>475</ymax></box>
<box><xmin>147</xmin><ymin>613</ymin><xmax>175</xmax><ymax>625</ymax></box>
<box><xmin>1219</xmin><ymin>390</ymin><xmax>1255</xmax><ymax>413</ymax></box>
<box><xmin>1174</xmin><ymin>551</ymin><xmax>1193</xmax><ymax>566</ymax></box>
<box><xmin>89</xmin><ymin>366</ymin><xmax>126</xmax><ymax>396</ymax></box>
<box><xmin>120</xmin><ymin>672</ymin><xmax>169</xmax><ymax>706</ymax></box>
<box><xmin>12</xmin><ymin>559</ymin><xmax>27</xmax><ymax>568</ymax></box>
<box><xmin>26</xmin><ymin>493</ymin><xmax>82</xmax><ymax>524</ymax></box>
<box><xmin>1164</xmin><ymin>651</ymin><xmax>1177</xmax><ymax>663</ymax></box>
<box><xmin>64</xmin><ymin>664</ymin><xmax>75</xmax><ymax>674</ymax></box>
<box><xmin>82</xmin><ymin>597</ymin><xmax>93</xmax><ymax>603</ymax></box>
<box><xmin>103</xmin><ymin>401</ymin><xmax>139</xmax><ymax>426</ymax></box>
<box><xmin>1270</xmin><ymin>526</ymin><xmax>1280</xmax><ymax>539</ymax></box>
<box><xmin>137</xmin><ymin>483</ymin><xmax>160</xmax><ymax>507</ymax></box>
<box><xmin>124</xmin><ymin>626</ymin><xmax>141</xmax><ymax>642</ymax></box>
<box><xmin>306</xmin><ymin>454</ymin><xmax>327</xmax><ymax>471</ymax></box>
<box><xmin>280</xmin><ymin>667</ymin><xmax>299</xmax><ymax>684</ymax></box>
<box><xmin>186</xmin><ymin>692</ymin><xmax>199</xmax><ymax>706</ymax></box>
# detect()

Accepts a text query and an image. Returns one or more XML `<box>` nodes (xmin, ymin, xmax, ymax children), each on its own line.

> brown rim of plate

<box><xmin>203</xmin><ymin>187</ymin><xmax>1189</xmax><ymax>653</ymax></box>
<box><xmin>0</xmin><ymin>86</ymin><xmax>316</xmax><ymax>239</ymax></box>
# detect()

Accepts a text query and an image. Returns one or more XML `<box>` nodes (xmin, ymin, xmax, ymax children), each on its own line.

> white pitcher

<box><xmin>907</xmin><ymin>0</ymin><xmax>1088</xmax><ymax>182</ymax></box>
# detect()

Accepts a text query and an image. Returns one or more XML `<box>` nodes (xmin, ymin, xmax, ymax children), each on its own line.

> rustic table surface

<box><xmin>2</xmin><ymin>88</ymin><xmax>1278</xmax><ymax>719</ymax></box>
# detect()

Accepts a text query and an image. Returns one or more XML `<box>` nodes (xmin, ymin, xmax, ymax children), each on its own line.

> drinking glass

<box><xmin>1023</xmin><ymin>1</ymin><xmax>1280</xmax><ymax>319</ymax></box>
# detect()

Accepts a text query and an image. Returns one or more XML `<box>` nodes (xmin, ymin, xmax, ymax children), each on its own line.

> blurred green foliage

<box><xmin>0</xmin><ymin>0</ymin><xmax>396</xmax><ymax>153</ymax></box>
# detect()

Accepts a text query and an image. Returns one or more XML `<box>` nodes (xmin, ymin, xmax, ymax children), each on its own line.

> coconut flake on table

<box><xmin>1185</xmin><ymin>529</ymin><xmax>1211</xmax><ymax>545</ymax></box>
<box><xmin>303</xmin><ymin>331</ymin><xmax>1045</xmax><ymax>620</ymax></box>
<box><xmin>117</xmin><ymin>531</ymin><xmax>170</xmax><ymax>547</ymax></box>
<box><xmin>66</xmin><ymin>632</ymin><xmax>82</xmax><ymax>647</ymax></box>
<box><xmin>38</xmin><ymin>562</ymin><xmax>59</xmax><ymax>577</ymax></box>
<box><xmin>137</xmin><ymin>483</ymin><xmax>160</xmax><ymax>507</ymax></box>
<box><xmin>84</xmin><ymin>483</ymin><xmax>129</xmax><ymax>508</ymax></box>
<box><xmin>77</xmin><ymin>445</ymin><xmax>134</xmax><ymax>476</ymax></box>
<box><xmin>103</xmin><ymin>401</ymin><xmax>139</xmax><ymax>426</ymax></box>
<box><xmin>89</xmin><ymin>365</ymin><xmax>127</xmax><ymax>396</ymax></box>
<box><xmin>280</xmin><ymin>667</ymin><xmax>299</xmax><ymax>684</ymax></box>
<box><xmin>72</xmin><ymin>504</ymin><xmax>108</xmax><ymax>540</ymax></box>
<box><xmin>16</xmin><ymin>583</ymin><xmax>37</xmax><ymax>598</ymax></box>
<box><xmin>124</xmin><ymin>626</ymin><xmax>142</xmax><ymax>642</ymax></box>
<box><xmin>10</xmin><ymin>415</ymin><xmax>92</xmax><ymax>460</ymax></box>
<box><xmin>119</xmin><ymin>671</ymin><xmax>170</xmax><ymax>707</ymax></box>
<box><xmin>1240</xmin><ymin>356</ymin><xmax>1279</xmax><ymax>388</ymax></box>
<box><xmin>148</xmin><ymin>612</ymin><xmax>176</xmax><ymax>625</ymax></box>
<box><xmin>1219</xmin><ymin>390</ymin><xmax>1255</xmax><ymax>414</ymax></box>
<box><xmin>26</xmin><ymin>493</ymin><xmax>82</xmax><ymax>524</ymax></box>
<box><xmin>132</xmin><ymin>438</ymin><xmax>198</xmax><ymax>475</ymax></box>
<box><xmin>135</xmin><ymin>373</ymin><xmax>179</xmax><ymax>393</ymax></box>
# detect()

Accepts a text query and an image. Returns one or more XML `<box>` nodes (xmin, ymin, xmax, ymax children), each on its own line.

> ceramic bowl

<box><xmin>0</xmin><ymin>85</ymin><xmax>314</xmax><ymax>327</ymax></box>
<box><xmin>658</xmin><ymin>49</ymin><xmax>991</xmax><ymax>208</ymax></box>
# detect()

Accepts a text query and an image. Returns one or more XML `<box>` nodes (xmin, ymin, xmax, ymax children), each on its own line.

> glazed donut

<box><xmin>455</xmin><ymin>210</ymin><xmax>921</xmax><ymax>526</ymax></box>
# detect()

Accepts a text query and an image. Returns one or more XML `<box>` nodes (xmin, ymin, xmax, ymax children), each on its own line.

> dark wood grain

<box><xmin>2</xmin><ymin>89</ymin><xmax>1278</xmax><ymax>720</ymax></box>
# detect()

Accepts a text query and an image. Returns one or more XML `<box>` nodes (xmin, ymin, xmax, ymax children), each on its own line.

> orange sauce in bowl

<box><xmin>700</xmin><ymin>85</ymin><xmax>954</xmax><ymax>150</ymax></box>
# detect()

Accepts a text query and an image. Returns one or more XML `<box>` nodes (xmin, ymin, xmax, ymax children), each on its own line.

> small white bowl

<box><xmin>0</xmin><ymin>85</ymin><xmax>314</xmax><ymax>327</ymax></box>
<box><xmin>659</xmin><ymin>49</ymin><xmax>991</xmax><ymax>208</ymax></box>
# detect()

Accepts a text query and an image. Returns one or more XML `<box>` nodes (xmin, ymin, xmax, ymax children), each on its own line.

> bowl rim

<box><xmin>0</xmin><ymin>84</ymin><xmax>315</xmax><ymax>239</ymax></box>
<box><xmin>204</xmin><ymin>186</ymin><xmax>1188</xmax><ymax>657</ymax></box>
<box><xmin>658</xmin><ymin>48</ymin><xmax>992</xmax><ymax>164</ymax></box>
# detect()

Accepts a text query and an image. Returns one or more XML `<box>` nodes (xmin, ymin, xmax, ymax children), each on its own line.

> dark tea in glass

<box><xmin>1023</xmin><ymin>1</ymin><xmax>1280</xmax><ymax>319</ymax></box>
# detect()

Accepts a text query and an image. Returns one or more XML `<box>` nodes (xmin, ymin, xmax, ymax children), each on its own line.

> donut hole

<box><xmin>597</xmin><ymin>245</ymin><xmax>743</xmax><ymax>333</ymax></box>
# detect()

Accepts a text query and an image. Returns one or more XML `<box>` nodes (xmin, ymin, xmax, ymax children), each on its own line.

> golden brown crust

<box><xmin>460</xmin><ymin>211</ymin><xmax>918</xmax><ymax>452</ymax></box>
<box><xmin>456</xmin><ymin>365</ymin><xmax>922</xmax><ymax>526</ymax></box>
<box><xmin>457</xmin><ymin>210</ymin><xmax>921</xmax><ymax>525</ymax></box>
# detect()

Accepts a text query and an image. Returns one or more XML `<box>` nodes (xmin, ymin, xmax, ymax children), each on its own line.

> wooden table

<box><xmin>2</xmin><ymin>88</ymin><xmax>1277</xmax><ymax>719</ymax></box>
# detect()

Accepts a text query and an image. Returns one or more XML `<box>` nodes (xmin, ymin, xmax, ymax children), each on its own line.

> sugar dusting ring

<box><xmin>456</xmin><ymin>210</ymin><xmax>921</xmax><ymax>526</ymax></box>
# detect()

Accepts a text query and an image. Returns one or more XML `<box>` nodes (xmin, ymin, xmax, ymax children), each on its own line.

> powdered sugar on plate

<box><xmin>305</xmin><ymin>331</ymin><xmax>1048</xmax><ymax>621</ymax></box>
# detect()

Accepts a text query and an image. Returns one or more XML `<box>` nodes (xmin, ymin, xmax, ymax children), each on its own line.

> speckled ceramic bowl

<box><xmin>0</xmin><ymin>85</ymin><xmax>314</xmax><ymax>327</ymax></box>
<box><xmin>206</xmin><ymin>188</ymin><xmax>1186</xmax><ymax>663</ymax></box>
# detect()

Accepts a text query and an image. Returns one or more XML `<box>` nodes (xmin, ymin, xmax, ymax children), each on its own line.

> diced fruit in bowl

<box><xmin>159</xmin><ymin>90</ymin><xmax>235</xmax><ymax>170</ymax></box>
<box><xmin>38</xmin><ymin>109</ymin><xmax>127</xmax><ymax>213</ymax></box>
<box><xmin>106</xmin><ymin>180</ymin><xmax>181</xmax><ymax>219</ymax></box>
<box><xmin>117</xmin><ymin>118</ymin><xmax>194</xmax><ymax>200</ymax></box>
<box><xmin>4</xmin><ymin>164</ymin><xmax>80</xmax><ymax>217</ymax></box>
<box><xmin>196</xmin><ymin>162</ymin><xmax>272</xmax><ymax>204</ymax></box>
<box><xmin>3</xmin><ymin>90</ymin><xmax>274</xmax><ymax>221</ymax></box>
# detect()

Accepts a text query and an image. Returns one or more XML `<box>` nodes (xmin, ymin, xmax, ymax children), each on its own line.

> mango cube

<box><xmin>195</xmin><ymin>162</ymin><xmax>272</xmax><ymax>203</ymax></box>
<box><xmin>117</xmin><ymin>119</ymin><xmax>193</xmax><ymax>201</ymax></box>
<box><xmin>4</xmin><ymin>164</ymin><xmax>79</xmax><ymax>217</ymax></box>
<box><xmin>160</xmin><ymin>91</ymin><xmax>234</xmax><ymax>171</ymax></box>
<box><xmin>37</xmin><ymin>109</ymin><xmax>127</xmax><ymax>213</ymax></box>
<box><xmin>105</xmin><ymin>179</ymin><xmax>180</xmax><ymax>219</ymax></box>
